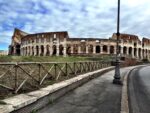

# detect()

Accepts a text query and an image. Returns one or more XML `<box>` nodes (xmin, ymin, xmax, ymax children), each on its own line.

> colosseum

<box><xmin>9</xmin><ymin>28</ymin><xmax>150</xmax><ymax>60</ymax></box>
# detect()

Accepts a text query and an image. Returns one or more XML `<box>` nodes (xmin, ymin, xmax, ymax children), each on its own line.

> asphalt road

<box><xmin>128</xmin><ymin>66</ymin><xmax>150</xmax><ymax>113</ymax></box>
<box><xmin>37</xmin><ymin>68</ymin><xmax>131</xmax><ymax>113</ymax></box>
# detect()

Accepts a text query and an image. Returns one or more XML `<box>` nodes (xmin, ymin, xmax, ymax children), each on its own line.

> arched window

<box><xmin>103</xmin><ymin>45</ymin><xmax>107</xmax><ymax>53</ymax></box>
<box><xmin>110</xmin><ymin>46</ymin><xmax>114</xmax><ymax>54</ymax></box>
<box><xmin>96</xmin><ymin>45</ymin><xmax>100</xmax><ymax>53</ymax></box>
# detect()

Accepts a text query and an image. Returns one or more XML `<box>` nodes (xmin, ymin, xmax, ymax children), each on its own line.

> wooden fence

<box><xmin>0</xmin><ymin>61</ymin><xmax>111</xmax><ymax>95</ymax></box>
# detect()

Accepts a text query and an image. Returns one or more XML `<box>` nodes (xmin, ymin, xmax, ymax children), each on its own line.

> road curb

<box><xmin>120</xmin><ymin>65</ymin><xmax>144</xmax><ymax>113</ymax></box>
<box><xmin>120</xmin><ymin>69</ymin><xmax>131</xmax><ymax>113</ymax></box>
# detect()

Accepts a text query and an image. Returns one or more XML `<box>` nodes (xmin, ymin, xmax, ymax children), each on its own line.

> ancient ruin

<box><xmin>9</xmin><ymin>28</ymin><xmax>150</xmax><ymax>59</ymax></box>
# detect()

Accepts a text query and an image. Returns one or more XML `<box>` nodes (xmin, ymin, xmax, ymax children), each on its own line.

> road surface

<box><xmin>128</xmin><ymin>66</ymin><xmax>150</xmax><ymax>113</ymax></box>
<box><xmin>37</xmin><ymin>68</ymin><xmax>131</xmax><ymax>113</ymax></box>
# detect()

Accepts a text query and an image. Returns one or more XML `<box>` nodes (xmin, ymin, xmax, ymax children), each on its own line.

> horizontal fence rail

<box><xmin>0</xmin><ymin>61</ymin><xmax>111</xmax><ymax>95</ymax></box>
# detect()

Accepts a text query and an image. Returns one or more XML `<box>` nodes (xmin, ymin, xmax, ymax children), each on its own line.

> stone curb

<box><xmin>120</xmin><ymin>69</ymin><xmax>131</xmax><ymax>113</ymax></box>
<box><xmin>0</xmin><ymin>66</ymin><xmax>114</xmax><ymax>113</ymax></box>
<box><xmin>120</xmin><ymin>65</ymin><xmax>145</xmax><ymax>113</ymax></box>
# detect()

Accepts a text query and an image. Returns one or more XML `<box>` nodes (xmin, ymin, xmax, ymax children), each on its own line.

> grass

<box><xmin>30</xmin><ymin>109</ymin><xmax>38</xmax><ymax>113</ymax></box>
<box><xmin>0</xmin><ymin>55</ymin><xmax>113</xmax><ymax>62</ymax></box>
<box><xmin>0</xmin><ymin>100</ymin><xmax>6</xmax><ymax>105</ymax></box>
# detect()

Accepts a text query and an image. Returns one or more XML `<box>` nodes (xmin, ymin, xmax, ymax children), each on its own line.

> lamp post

<box><xmin>113</xmin><ymin>0</ymin><xmax>122</xmax><ymax>85</ymax></box>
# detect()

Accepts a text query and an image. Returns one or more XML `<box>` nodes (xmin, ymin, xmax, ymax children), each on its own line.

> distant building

<box><xmin>9</xmin><ymin>28</ymin><xmax>150</xmax><ymax>59</ymax></box>
<box><xmin>0</xmin><ymin>50</ymin><xmax>8</xmax><ymax>56</ymax></box>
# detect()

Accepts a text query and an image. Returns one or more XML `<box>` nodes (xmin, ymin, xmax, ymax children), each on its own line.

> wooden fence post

<box><xmin>38</xmin><ymin>63</ymin><xmax>41</xmax><ymax>84</ymax></box>
<box><xmin>54</xmin><ymin>63</ymin><xmax>57</xmax><ymax>79</ymax></box>
<box><xmin>66</xmin><ymin>63</ymin><xmax>68</xmax><ymax>76</ymax></box>
<box><xmin>14</xmin><ymin>63</ymin><xmax>18</xmax><ymax>92</ymax></box>
<box><xmin>74</xmin><ymin>62</ymin><xmax>76</xmax><ymax>75</ymax></box>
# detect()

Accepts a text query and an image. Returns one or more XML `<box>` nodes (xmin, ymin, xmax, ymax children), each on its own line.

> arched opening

<box><xmin>96</xmin><ymin>45</ymin><xmax>100</xmax><ymax>53</ymax></box>
<box><xmin>129</xmin><ymin>47</ymin><xmax>132</xmax><ymax>56</ymax></box>
<box><xmin>41</xmin><ymin>45</ymin><xmax>44</xmax><ymax>56</ymax></box>
<box><xmin>36</xmin><ymin>46</ymin><xmax>39</xmax><ymax>56</ymax></box>
<box><xmin>103</xmin><ymin>45</ymin><xmax>107</xmax><ymax>53</ymax></box>
<box><xmin>134</xmin><ymin>48</ymin><xmax>137</xmax><ymax>57</ymax></box>
<box><xmin>110</xmin><ymin>46</ymin><xmax>114</xmax><ymax>54</ymax></box>
<box><xmin>138</xmin><ymin>48</ymin><xmax>141</xmax><ymax>58</ymax></box>
<box><xmin>46</xmin><ymin>45</ymin><xmax>50</xmax><ymax>56</ymax></box>
<box><xmin>53</xmin><ymin>45</ymin><xmax>57</xmax><ymax>55</ymax></box>
<box><xmin>88</xmin><ymin>45</ymin><xmax>93</xmax><ymax>54</ymax></box>
<box><xmin>134</xmin><ymin>42</ymin><xmax>137</xmax><ymax>47</ymax></box>
<box><xmin>16</xmin><ymin>44</ymin><xmax>20</xmax><ymax>55</ymax></box>
<box><xmin>28</xmin><ymin>46</ymin><xmax>31</xmax><ymax>56</ymax></box>
<box><xmin>59</xmin><ymin>45</ymin><xmax>64</xmax><ymax>55</ymax></box>
<box><xmin>25</xmin><ymin>47</ymin><xmax>27</xmax><ymax>56</ymax></box>
<box><xmin>32</xmin><ymin>46</ymin><xmax>34</xmax><ymax>55</ymax></box>
<box><xmin>146</xmin><ymin>49</ymin><xmax>148</xmax><ymax>58</ymax></box>
<box><xmin>142</xmin><ymin>49</ymin><xmax>145</xmax><ymax>58</ymax></box>
<box><xmin>123</xmin><ymin>46</ymin><xmax>127</xmax><ymax>55</ymax></box>
<box><xmin>67</xmin><ymin>46</ymin><xmax>71</xmax><ymax>55</ymax></box>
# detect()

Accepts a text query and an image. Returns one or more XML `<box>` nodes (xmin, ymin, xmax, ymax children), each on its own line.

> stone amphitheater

<box><xmin>9</xmin><ymin>28</ymin><xmax>150</xmax><ymax>60</ymax></box>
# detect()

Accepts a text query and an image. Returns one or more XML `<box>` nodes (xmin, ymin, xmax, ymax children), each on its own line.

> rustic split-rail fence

<box><xmin>0</xmin><ymin>61</ymin><xmax>111</xmax><ymax>96</ymax></box>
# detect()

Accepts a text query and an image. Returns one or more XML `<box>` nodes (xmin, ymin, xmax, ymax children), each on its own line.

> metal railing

<box><xmin>0</xmin><ymin>61</ymin><xmax>111</xmax><ymax>94</ymax></box>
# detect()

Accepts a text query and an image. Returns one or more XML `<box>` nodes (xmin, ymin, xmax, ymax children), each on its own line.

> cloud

<box><xmin>0</xmin><ymin>0</ymin><xmax>150</xmax><ymax>50</ymax></box>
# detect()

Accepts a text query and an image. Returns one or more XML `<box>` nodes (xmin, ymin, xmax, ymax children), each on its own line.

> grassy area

<box><xmin>0</xmin><ymin>100</ymin><xmax>6</xmax><ymax>105</ymax></box>
<box><xmin>0</xmin><ymin>55</ymin><xmax>113</xmax><ymax>62</ymax></box>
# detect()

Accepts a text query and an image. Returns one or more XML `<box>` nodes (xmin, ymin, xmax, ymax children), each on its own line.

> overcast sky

<box><xmin>0</xmin><ymin>0</ymin><xmax>150</xmax><ymax>50</ymax></box>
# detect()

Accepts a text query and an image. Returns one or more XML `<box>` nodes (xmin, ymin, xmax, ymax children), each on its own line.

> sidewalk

<box><xmin>37</xmin><ymin>67</ymin><xmax>132</xmax><ymax>113</ymax></box>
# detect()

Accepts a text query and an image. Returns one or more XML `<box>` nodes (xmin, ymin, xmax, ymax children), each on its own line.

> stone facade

<box><xmin>9</xmin><ymin>28</ymin><xmax>150</xmax><ymax>59</ymax></box>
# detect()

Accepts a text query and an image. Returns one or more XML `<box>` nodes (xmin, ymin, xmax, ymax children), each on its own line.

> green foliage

<box><xmin>142</xmin><ymin>58</ymin><xmax>149</xmax><ymax>63</ymax></box>
<box><xmin>0</xmin><ymin>100</ymin><xmax>7</xmax><ymax>105</ymax></box>
<box><xmin>30</xmin><ymin>109</ymin><xmax>37</xmax><ymax>113</ymax></box>
<box><xmin>48</xmin><ymin>98</ymin><xmax>54</xmax><ymax>104</ymax></box>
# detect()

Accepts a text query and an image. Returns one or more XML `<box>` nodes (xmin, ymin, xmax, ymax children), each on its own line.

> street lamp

<box><xmin>113</xmin><ymin>0</ymin><xmax>122</xmax><ymax>85</ymax></box>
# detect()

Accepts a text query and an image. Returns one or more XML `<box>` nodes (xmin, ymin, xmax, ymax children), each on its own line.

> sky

<box><xmin>0</xmin><ymin>0</ymin><xmax>150</xmax><ymax>50</ymax></box>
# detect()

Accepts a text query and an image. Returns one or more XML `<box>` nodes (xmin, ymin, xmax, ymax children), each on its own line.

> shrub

<box><xmin>142</xmin><ymin>58</ymin><xmax>149</xmax><ymax>63</ymax></box>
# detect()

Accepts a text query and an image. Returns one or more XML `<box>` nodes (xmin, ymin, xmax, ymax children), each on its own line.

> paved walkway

<box><xmin>37</xmin><ymin>68</ymin><xmax>131</xmax><ymax>113</ymax></box>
